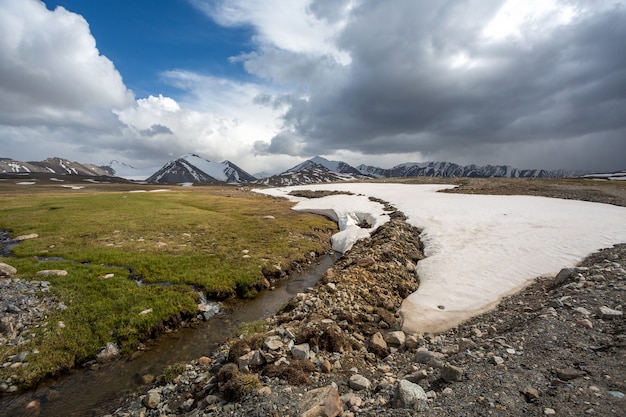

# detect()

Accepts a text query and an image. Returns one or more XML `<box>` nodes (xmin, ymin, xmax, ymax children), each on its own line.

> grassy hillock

<box><xmin>0</xmin><ymin>184</ymin><xmax>337</xmax><ymax>389</ymax></box>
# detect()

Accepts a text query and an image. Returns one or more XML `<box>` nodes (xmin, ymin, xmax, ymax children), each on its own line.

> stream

<box><xmin>0</xmin><ymin>252</ymin><xmax>339</xmax><ymax>417</ymax></box>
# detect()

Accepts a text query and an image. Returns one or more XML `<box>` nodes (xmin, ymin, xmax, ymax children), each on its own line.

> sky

<box><xmin>0</xmin><ymin>0</ymin><xmax>625</xmax><ymax>175</ymax></box>
<box><xmin>258</xmin><ymin>183</ymin><xmax>626</xmax><ymax>333</ymax></box>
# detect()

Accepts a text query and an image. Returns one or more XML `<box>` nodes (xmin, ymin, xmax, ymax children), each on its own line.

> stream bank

<box><xmin>0</xmin><ymin>239</ymin><xmax>339</xmax><ymax>416</ymax></box>
<box><xmin>105</xmin><ymin>213</ymin><xmax>626</xmax><ymax>417</ymax></box>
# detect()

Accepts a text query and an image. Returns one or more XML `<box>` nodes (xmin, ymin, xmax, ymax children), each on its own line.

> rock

<box><xmin>544</xmin><ymin>408</ymin><xmax>556</xmax><ymax>415</ymax></box>
<box><xmin>142</xmin><ymin>390</ymin><xmax>161</xmax><ymax>409</ymax></box>
<box><xmin>577</xmin><ymin>318</ymin><xmax>594</xmax><ymax>329</ymax></box>
<box><xmin>321</xmin><ymin>359</ymin><xmax>332</xmax><ymax>373</ymax></box>
<box><xmin>300</xmin><ymin>385</ymin><xmax>343</xmax><ymax>417</ymax></box>
<box><xmin>405</xmin><ymin>370</ymin><xmax>428</xmax><ymax>383</ymax></box>
<box><xmin>597</xmin><ymin>305</ymin><xmax>623</xmax><ymax>319</ymax></box>
<box><xmin>522</xmin><ymin>386</ymin><xmax>540</xmax><ymax>401</ymax></box>
<box><xmin>291</xmin><ymin>343</ymin><xmax>310</xmax><ymax>360</ymax></box>
<box><xmin>553</xmin><ymin>267</ymin><xmax>576</xmax><ymax>286</ymax></box>
<box><xmin>395</xmin><ymin>379</ymin><xmax>428</xmax><ymax>409</ymax></box>
<box><xmin>556</xmin><ymin>368</ymin><xmax>586</xmax><ymax>381</ymax></box>
<box><xmin>608</xmin><ymin>391</ymin><xmax>625</xmax><ymax>399</ymax></box>
<box><xmin>257</xmin><ymin>386</ymin><xmax>272</xmax><ymax>396</ymax></box>
<box><xmin>384</xmin><ymin>330</ymin><xmax>406</xmax><ymax>347</ymax></box>
<box><xmin>141</xmin><ymin>374</ymin><xmax>155</xmax><ymax>384</ymax></box>
<box><xmin>264</xmin><ymin>335</ymin><xmax>284</xmax><ymax>351</ymax></box>
<box><xmin>238</xmin><ymin>350</ymin><xmax>266</xmax><ymax>371</ymax></box>
<box><xmin>371</xmin><ymin>332</ymin><xmax>388</xmax><ymax>350</ymax></box>
<box><xmin>491</xmin><ymin>356</ymin><xmax>505</xmax><ymax>365</ymax></box>
<box><xmin>97</xmin><ymin>342</ymin><xmax>120</xmax><ymax>362</ymax></box>
<box><xmin>349</xmin><ymin>374</ymin><xmax>371</xmax><ymax>391</ymax></box>
<box><xmin>36</xmin><ymin>270</ymin><xmax>68</xmax><ymax>277</ymax></box>
<box><xmin>414</xmin><ymin>349</ymin><xmax>444</xmax><ymax>368</ymax></box>
<box><xmin>574</xmin><ymin>307</ymin><xmax>592</xmax><ymax>316</ymax></box>
<box><xmin>348</xmin><ymin>395</ymin><xmax>362</xmax><ymax>408</ymax></box>
<box><xmin>15</xmin><ymin>233</ymin><xmax>38</xmax><ymax>241</ymax></box>
<box><xmin>324</xmin><ymin>268</ymin><xmax>336</xmax><ymax>280</ymax></box>
<box><xmin>405</xmin><ymin>335</ymin><xmax>419</xmax><ymax>349</ymax></box>
<box><xmin>180</xmin><ymin>398</ymin><xmax>194</xmax><ymax>412</ymax></box>
<box><xmin>198</xmin><ymin>356</ymin><xmax>212</xmax><ymax>365</ymax></box>
<box><xmin>441</xmin><ymin>363</ymin><xmax>464</xmax><ymax>382</ymax></box>
<box><xmin>357</xmin><ymin>257</ymin><xmax>376</xmax><ymax>268</ymax></box>
<box><xmin>0</xmin><ymin>263</ymin><xmax>17</xmax><ymax>277</ymax></box>
<box><xmin>471</xmin><ymin>327</ymin><xmax>483</xmax><ymax>338</ymax></box>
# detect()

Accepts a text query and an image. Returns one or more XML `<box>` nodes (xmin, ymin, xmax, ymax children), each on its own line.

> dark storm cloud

<box><xmin>257</xmin><ymin>0</ymin><xmax>626</xmax><ymax>170</ymax></box>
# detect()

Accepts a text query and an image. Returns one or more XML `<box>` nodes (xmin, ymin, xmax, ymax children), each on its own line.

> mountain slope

<box><xmin>253</xmin><ymin>156</ymin><xmax>366</xmax><ymax>186</ymax></box>
<box><xmin>0</xmin><ymin>157</ymin><xmax>112</xmax><ymax>176</ymax></box>
<box><xmin>146</xmin><ymin>154</ymin><xmax>256</xmax><ymax>184</ymax></box>
<box><xmin>357</xmin><ymin>161</ymin><xmax>585</xmax><ymax>179</ymax></box>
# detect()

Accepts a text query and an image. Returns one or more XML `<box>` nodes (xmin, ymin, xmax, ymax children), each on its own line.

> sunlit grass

<box><xmin>0</xmin><ymin>185</ymin><xmax>337</xmax><ymax>389</ymax></box>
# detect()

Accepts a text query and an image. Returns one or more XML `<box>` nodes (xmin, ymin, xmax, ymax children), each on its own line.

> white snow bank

<box><xmin>257</xmin><ymin>183</ymin><xmax>626</xmax><ymax>334</ymax></box>
<box><xmin>260</xmin><ymin>189</ymin><xmax>389</xmax><ymax>253</ymax></box>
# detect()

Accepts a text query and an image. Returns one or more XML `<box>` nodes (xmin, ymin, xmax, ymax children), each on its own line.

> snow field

<box><xmin>257</xmin><ymin>184</ymin><xmax>626</xmax><ymax>334</ymax></box>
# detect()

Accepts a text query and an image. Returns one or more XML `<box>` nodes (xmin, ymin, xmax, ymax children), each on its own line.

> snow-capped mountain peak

<box><xmin>146</xmin><ymin>154</ymin><xmax>256</xmax><ymax>184</ymax></box>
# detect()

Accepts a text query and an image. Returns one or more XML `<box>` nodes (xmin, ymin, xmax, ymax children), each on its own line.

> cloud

<box><xmin>2</xmin><ymin>0</ymin><xmax>625</xmax><ymax>174</ymax></box>
<box><xmin>140</xmin><ymin>124</ymin><xmax>174</xmax><ymax>137</ymax></box>
<box><xmin>0</xmin><ymin>0</ymin><xmax>133</xmax><ymax>128</ymax></box>
<box><xmin>218</xmin><ymin>0</ymin><xmax>626</xmax><ymax>170</ymax></box>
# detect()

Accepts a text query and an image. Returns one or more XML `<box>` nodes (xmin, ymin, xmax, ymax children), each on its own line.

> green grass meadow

<box><xmin>0</xmin><ymin>184</ymin><xmax>336</xmax><ymax>388</ymax></box>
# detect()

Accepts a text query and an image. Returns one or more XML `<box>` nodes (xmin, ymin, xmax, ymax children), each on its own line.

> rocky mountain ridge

<box><xmin>0</xmin><ymin>157</ymin><xmax>112</xmax><ymax>177</ymax></box>
<box><xmin>3</xmin><ymin>155</ymin><xmax>619</xmax><ymax>186</ymax></box>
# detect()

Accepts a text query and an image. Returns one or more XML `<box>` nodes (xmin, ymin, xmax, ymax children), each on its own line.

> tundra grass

<box><xmin>0</xmin><ymin>186</ymin><xmax>337</xmax><ymax>389</ymax></box>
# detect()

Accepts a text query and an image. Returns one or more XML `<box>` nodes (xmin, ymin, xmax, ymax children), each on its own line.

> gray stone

<box><xmin>36</xmin><ymin>270</ymin><xmax>68</xmax><ymax>277</ymax></box>
<box><xmin>491</xmin><ymin>356</ymin><xmax>505</xmax><ymax>365</ymax></box>
<box><xmin>556</xmin><ymin>368</ymin><xmax>586</xmax><ymax>381</ymax></box>
<box><xmin>384</xmin><ymin>330</ymin><xmax>406</xmax><ymax>347</ymax></box>
<box><xmin>414</xmin><ymin>349</ymin><xmax>444</xmax><ymax>368</ymax></box>
<box><xmin>553</xmin><ymin>267</ymin><xmax>576</xmax><ymax>286</ymax></box>
<box><xmin>441</xmin><ymin>363</ymin><xmax>464</xmax><ymax>382</ymax></box>
<box><xmin>597</xmin><ymin>305</ymin><xmax>623</xmax><ymax>319</ymax></box>
<box><xmin>0</xmin><ymin>263</ymin><xmax>17</xmax><ymax>277</ymax></box>
<box><xmin>395</xmin><ymin>379</ymin><xmax>428</xmax><ymax>409</ymax></box>
<box><xmin>238</xmin><ymin>350</ymin><xmax>266</xmax><ymax>371</ymax></box>
<box><xmin>264</xmin><ymin>335</ymin><xmax>284</xmax><ymax>351</ymax></box>
<box><xmin>349</xmin><ymin>374</ymin><xmax>371</xmax><ymax>391</ymax></box>
<box><xmin>573</xmin><ymin>307</ymin><xmax>592</xmax><ymax>316</ymax></box>
<box><xmin>97</xmin><ymin>342</ymin><xmax>120</xmax><ymax>362</ymax></box>
<box><xmin>404</xmin><ymin>370</ymin><xmax>429</xmax><ymax>383</ymax></box>
<box><xmin>291</xmin><ymin>343</ymin><xmax>310</xmax><ymax>360</ymax></box>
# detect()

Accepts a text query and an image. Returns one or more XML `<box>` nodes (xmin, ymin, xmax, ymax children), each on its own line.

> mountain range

<box><xmin>2</xmin><ymin>154</ymin><xmax>621</xmax><ymax>186</ymax></box>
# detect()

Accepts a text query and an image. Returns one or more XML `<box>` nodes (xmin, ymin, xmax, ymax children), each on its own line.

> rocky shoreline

<box><xmin>101</xmin><ymin>199</ymin><xmax>625</xmax><ymax>416</ymax></box>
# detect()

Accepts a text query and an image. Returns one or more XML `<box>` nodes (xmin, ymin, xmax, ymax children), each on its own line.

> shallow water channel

<box><xmin>1</xmin><ymin>253</ymin><xmax>339</xmax><ymax>417</ymax></box>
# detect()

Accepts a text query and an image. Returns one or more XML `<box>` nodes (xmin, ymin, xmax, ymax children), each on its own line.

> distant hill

<box><xmin>581</xmin><ymin>170</ymin><xmax>626</xmax><ymax>181</ymax></box>
<box><xmin>356</xmin><ymin>161</ymin><xmax>585</xmax><ymax>179</ymax></box>
<box><xmin>0</xmin><ymin>157</ymin><xmax>112</xmax><ymax>176</ymax></box>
